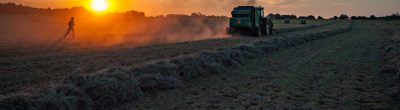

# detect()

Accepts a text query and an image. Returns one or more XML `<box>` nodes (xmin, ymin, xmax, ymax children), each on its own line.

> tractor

<box><xmin>227</xmin><ymin>6</ymin><xmax>272</xmax><ymax>37</ymax></box>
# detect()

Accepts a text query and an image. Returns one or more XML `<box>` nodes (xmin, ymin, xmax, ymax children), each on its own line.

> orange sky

<box><xmin>2</xmin><ymin>0</ymin><xmax>400</xmax><ymax>18</ymax></box>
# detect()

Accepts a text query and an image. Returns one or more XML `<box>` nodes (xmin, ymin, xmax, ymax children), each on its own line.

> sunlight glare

<box><xmin>91</xmin><ymin>0</ymin><xmax>108</xmax><ymax>11</ymax></box>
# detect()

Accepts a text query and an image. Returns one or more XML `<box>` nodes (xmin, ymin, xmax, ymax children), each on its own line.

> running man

<box><xmin>64</xmin><ymin>17</ymin><xmax>75</xmax><ymax>38</ymax></box>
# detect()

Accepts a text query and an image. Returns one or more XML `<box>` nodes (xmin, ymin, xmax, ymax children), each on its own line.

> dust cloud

<box><xmin>0</xmin><ymin>12</ymin><xmax>229</xmax><ymax>53</ymax></box>
<box><xmin>0</xmin><ymin>1</ymin><xmax>268</xmax><ymax>54</ymax></box>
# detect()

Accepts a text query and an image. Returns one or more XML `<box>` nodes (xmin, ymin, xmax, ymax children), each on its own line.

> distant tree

<box><xmin>369</xmin><ymin>15</ymin><xmax>377</xmax><ymax>19</ymax></box>
<box><xmin>306</xmin><ymin>15</ymin><xmax>316</xmax><ymax>19</ymax></box>
<box><xmin>339</xmin><ymin>14</ymin><xmax>349</xmax><ymax>20</ymax></box>
<box><xmin>298</xmin><ymin>16</ymin><xmax>307</xmax><ymax>19</ymax></box>
<box><xmin>360</xmin><ymin>16</ymin><xmax>368</xmax><ymax>19</ymax></box>
<box><xmin>389</xmin><ymin>12</ymin><xmax>400</xmax><ymax>19</ymax></box>
<box><xmin>126</xmin><ymin>10</ymin><xmax>145</xmax><ymax>18</ymax></box>
<box><xmin>267</xmin><ymin>13</ymin><xmax>297</xmax><ymax>19</ymax></box>
<box><xmin>190</xmin><ymin>12</ymin><xmax>206</xmax><ymax>17</ymax></box>
<box><xmin>351</xmin><ymin>16</ymin><xmax>364</xmax><ymax>20</ymax></box>
<box><xmin>275</xmin><ymin>13</ymin><xmax>281</xmax><ymax>19</ymax></box>
<box><xmin>267</xmin><ymin>13</ymin><xmax>282</xmax><ymax>19</ymax></box>
<box><xmin>281</xmin><ymin>14</ymin><xmax>297</xmax><ymax>19</ymax></box>
<box><xmin>331</xmin><ymin>16</ymin><xmax>338</xmax><ymax>20</ymax></box>
<box><xmin>351</xmin><ymin>16</ymin><xmax>357</xmax><ymax>20</ymax></box>
<box><xmin>291</xmin><ymin>15</ymin><xmax>297</xmax><ymax>19</ymax></box>
<box><xmin>317</xmin><ymin>16</ymin><xmax>324</xmax><ymax>20</ymax></box>
<box><xmin>267</xmin><ymin>13</ymin><xmax>274</xmax><ymax>18</ymax></box>
<box><xmin>351</xmin><ymin>16</ymin><xmax>376</xmax><ymax>20</ymax></box>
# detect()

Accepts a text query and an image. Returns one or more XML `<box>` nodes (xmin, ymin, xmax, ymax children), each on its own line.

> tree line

<box><xmin>350</xmin><ymin>13</ymin><xmax>400</xmax><ymax>20</ymax></box>
<box><xmin>267</xmin><ymin>13</ymin><xmax>326</xmax><ymax>20</ymax></box>
<box><xmin>268</xmin><ymin>13</ymin><xmax>400</xmax><ymax>20</ymax></box>
<box><xmin>2</xmin><ymin>2</ymin><xmax>399</xmax><ymax>20</ymax></box>
<box><xmin>0</xmin><ymin>2</ymin><xmax>146</xmax><ymax>18</ymax></box>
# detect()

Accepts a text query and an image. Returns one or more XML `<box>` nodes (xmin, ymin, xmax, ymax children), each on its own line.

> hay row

<box><xmin>0</xmin><ymin>21</ymin><xmax>352</xmax><ymax>110</ymax></box>
<box><xmin>276</xmin><ymin>21</ymin><xmax>335</xmax><ymax>33</ymax></box>
<box><xmin>382</xmin><ymin>37</ymin><xmax>400</xmax><ymax>104</ymax></box>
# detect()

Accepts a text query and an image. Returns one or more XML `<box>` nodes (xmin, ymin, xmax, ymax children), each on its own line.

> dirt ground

<box><xmin>123</xmin><ymin>21</ymin><xmax>395</xmax><ymax>109</ymax></box>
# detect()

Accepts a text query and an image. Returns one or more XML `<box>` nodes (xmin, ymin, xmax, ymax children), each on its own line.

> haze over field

<box><xmin>3</xmin><ymin>0</ymin><xmax>400</xmax><ymax>17</ymax></box>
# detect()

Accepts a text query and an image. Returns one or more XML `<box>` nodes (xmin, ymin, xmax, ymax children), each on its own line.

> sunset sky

<box><xmin>2</xmin><ymin>0</ymin><xmax>399</xmax><ymax>18</ymax></box>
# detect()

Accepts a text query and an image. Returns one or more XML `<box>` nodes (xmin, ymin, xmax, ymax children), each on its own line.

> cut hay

<box><xmin>215</xmin><ymin>48</ymin><xmax>253</xmax><ymax>66</ymax></box>
<box><xmin>0</xmin><ymin>94</ymin><xmax>38</xmax><ymax>110</ymax></box>
<box><xmin>197</xmin><ymin>51</ymin><xmax>229</xmax><ymax>69</ymax></box>
<box><xmin>131</xmin><ymin>60</ymin><xmax>179</xmax><ymax>77</ymax></box>
<box><xmin>136</xmin><ymin>73</ymin><xmax>183</xmax><ymax>93</ymax></box>
<box><xmin>63</xmin><ymin>68</ymin><xmax>144</xmax><ymax>109</ymax></box>
<box><xmin>229</xmin><ymin>45</ymin><xmax>263</xmax><ymax>57</ymax></box>
<box><xmin>276</xmin><ymin>21</ymin><xmax>335</xmax><ymax>33</ymax></box>
<box><xmin>169</xmin><ymin>55</ymin><xmax>222</xmax><ymax>80</ymax></box>
<box><xmin>249</xmin><ymin>40</ymin><xmax>278</xmax><ymax>52</ymax></box>
<box><xmin>382</xmin><ymin>40</ymin><xmax>400</xmax><ymax>101</ymax></box>
<box><xmin>0</xmin><ymin>21</ymin><xmax>353</xmax><ymax>109</ymax></box>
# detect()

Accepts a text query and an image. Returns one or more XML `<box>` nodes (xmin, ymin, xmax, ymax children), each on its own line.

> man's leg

<box><xmin>269</xmin><ymin>28</ymin><xmax>273</xmax><ymax>34</ymax></box>
<box><xmin>71</xmin><ymin>28</ymin><xmax>75</xmax><ymax>37</ymax></box>
<box><xmin>64</xmin><ymin>29</ymin><xmax>71</xmax><ymax>38</ymax></box>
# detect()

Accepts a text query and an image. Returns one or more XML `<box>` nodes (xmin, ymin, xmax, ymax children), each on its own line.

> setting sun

<box><xmin>91</xmin><ymin>0</ymin><xmax>108</xmax><ymax>11</ymax></box>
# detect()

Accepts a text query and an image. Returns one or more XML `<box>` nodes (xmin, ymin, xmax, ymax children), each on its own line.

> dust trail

<box><xmin>47</xmin><ymin>34</ymin><xmax>73</xmax><ymax>52</ymax></box>
<box><xmin>0</xmin><ymin>14</ymin><xmax>230</xmax><ymax>54</ymax></box>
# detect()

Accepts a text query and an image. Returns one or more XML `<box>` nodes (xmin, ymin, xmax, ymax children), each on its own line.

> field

<box><xmin>1</xmin><ymin>15</ymin><xmax>400</xmax><ymax>109</ymax></box>
<box><xmin>0</xmin><ymin>16</ymin><xmax>331</xmax><ymax>94</ymax></box>
<box><xmin>126</xmin><ymin>21</ymin><xmax>398</xmax><ymax>109</ymax></box>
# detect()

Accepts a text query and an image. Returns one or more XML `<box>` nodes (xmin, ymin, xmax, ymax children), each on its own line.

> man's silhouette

<box><xmin>267</xmin><ymin>18</ymin><xmax>274</xmax><ymax>34</ymax></box>
<box><xmin>64</xmin><ymin>17</ymin><xmax>75</xmax><ymax>38</ymax></box>
<box><xmin>267</xmin><ymin>18</ymin><xmax>279</xmax><ymax>34</ymax></box>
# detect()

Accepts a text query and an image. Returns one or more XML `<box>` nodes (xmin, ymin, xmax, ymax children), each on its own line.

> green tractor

<box><xmin>227</xmin><ymin>6</ymin><xmax>272</xmax><ymax>37</ymax></box>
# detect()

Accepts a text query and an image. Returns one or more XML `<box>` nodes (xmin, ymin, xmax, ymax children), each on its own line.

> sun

<box><xmin>91</xmin><ymin>0</ymin><xmax>108</xmax><ymax>11</ymax></box>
